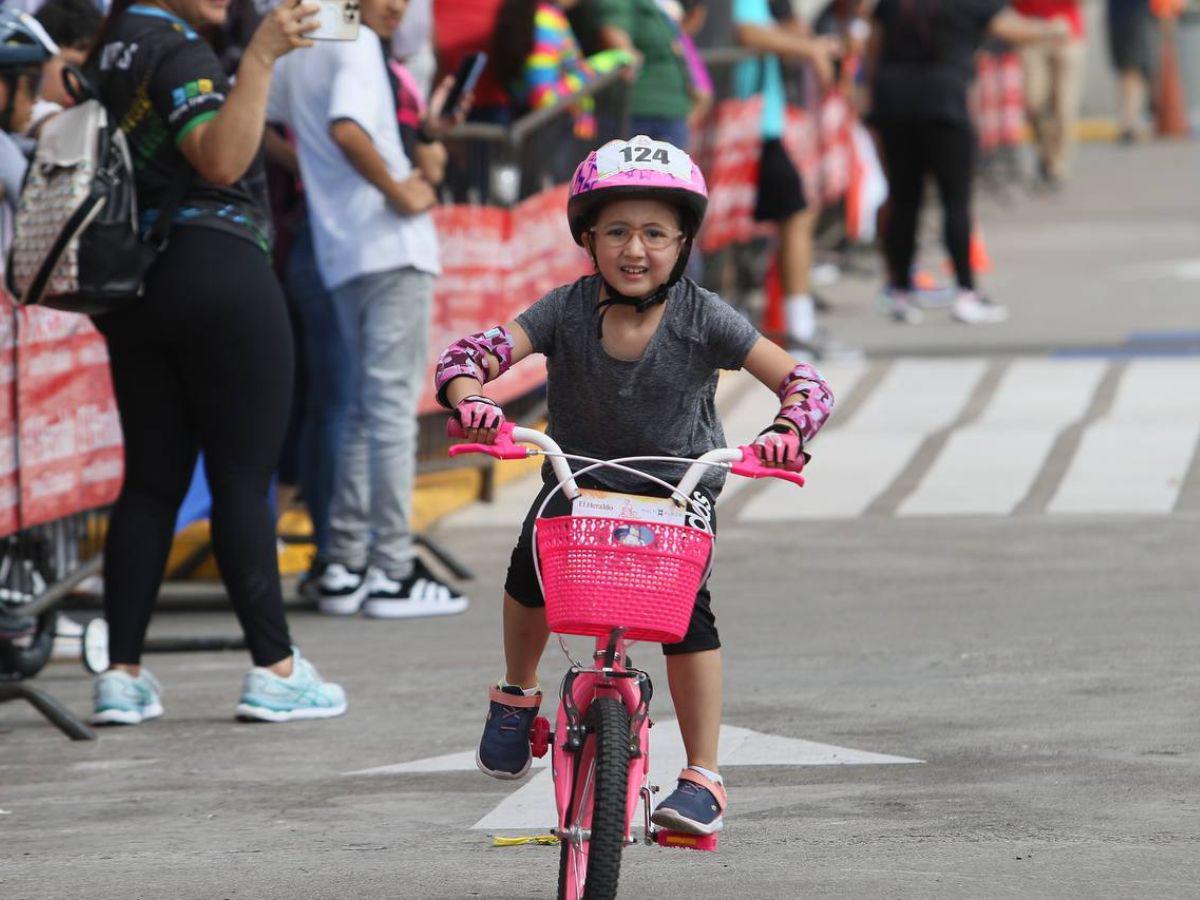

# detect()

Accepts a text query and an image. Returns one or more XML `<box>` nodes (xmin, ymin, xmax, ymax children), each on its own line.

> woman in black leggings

<box><xmin>86</xmin><ymin>0</ymin><xmax>345</xmax><ymax>724</ymax></box>
<box><xmin>867</xmin><ymin>0</ymin><xmax>1066</xmax><ymax>325</ymax></box>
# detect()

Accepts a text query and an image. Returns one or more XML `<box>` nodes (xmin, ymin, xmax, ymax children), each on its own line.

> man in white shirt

<box><xmin>269</xmin><ymin>0</ymin><xmax>467</xmax><ymax>619</ymax></box>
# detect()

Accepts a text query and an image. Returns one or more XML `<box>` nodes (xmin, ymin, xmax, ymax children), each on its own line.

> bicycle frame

<box><xmin>553</xmin><ymin>628</ymin><xmax>654</xmax><ymax>899</ymax></box>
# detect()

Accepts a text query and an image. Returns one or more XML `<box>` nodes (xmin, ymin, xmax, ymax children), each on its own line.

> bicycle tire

<box><xmin>557</xmin><ymin>697</ymin><xmax>630</xmax><ymax>900</ymax></box>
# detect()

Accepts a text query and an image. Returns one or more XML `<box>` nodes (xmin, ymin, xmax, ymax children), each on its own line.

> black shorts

<box><xmin>504</xmin><ymin>477</ymin><xmax>720</xmax><ymax>656</ymax></box>
<box><xmin>1109</xmin><ymin>11</ymin><xmax>1156</xmax><ymax>78</ymax></box>
<box><xmin>753</xmin><ymin>137</ymin><xmax>808</xmax><ymax>222</ymax></box>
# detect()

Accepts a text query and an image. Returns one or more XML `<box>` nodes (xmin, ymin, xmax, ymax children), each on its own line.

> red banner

<box><xmin>976</xmin><ymin>52</ymin><xmax>1025</xmax><ymax>153</ymax></box>
<box><xmin>0</xmin><ymin>303</ymin><xmax>17</xmax><ymax>537</ymax></box>
<box><xmin>0</xmin><ymin>296</ymin><xmax>123</xmax><ymax>532</ymax></box>
<box><xmin>700</xmin><ymin>92</ymin><xmax>856</xmax><ymax>255</ymax></box>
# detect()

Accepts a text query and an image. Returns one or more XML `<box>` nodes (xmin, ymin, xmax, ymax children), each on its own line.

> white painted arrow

<box><xmin>345</xmin><ymin>720</ymin><xmax>921</xmax><ymax>831</ymax></box>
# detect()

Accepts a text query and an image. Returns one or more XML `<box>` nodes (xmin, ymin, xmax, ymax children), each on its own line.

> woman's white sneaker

<box><xmin>92</xmin><ymin>668</ymin><xmax>164</xmax><ymax>726</ymax></box>
<box><xmin>235</xmin><ymin>648</ymin><xmax>347</xmax><ymax>722</ymax></box>
<box><xmin>952</xmin><ymin>291</ymin><xmax>1009</xmax><ymax>325</ymax></box>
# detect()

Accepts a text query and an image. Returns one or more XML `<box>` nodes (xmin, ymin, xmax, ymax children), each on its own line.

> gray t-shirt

<box><xmin>517</xmin><ymin>274</ymin><xmax>760</xmax><ymax>496</ymax></box>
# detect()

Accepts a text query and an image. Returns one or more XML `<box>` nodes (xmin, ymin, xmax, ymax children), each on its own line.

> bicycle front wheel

<box><xmin>557</xmin><ymin>697</ymin><xmax>631</xmax><ymax>900</ymax></box>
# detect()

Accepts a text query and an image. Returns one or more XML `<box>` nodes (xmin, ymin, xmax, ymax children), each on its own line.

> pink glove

<box><xmin>754</xmin><ymin>425</ymin><xmax>806</xmax><ymax>470</ymax></box>
<box><xmin>455</xmin><ymin>395</ymin><xmax>505</xmax><ymax>442</ymax></box>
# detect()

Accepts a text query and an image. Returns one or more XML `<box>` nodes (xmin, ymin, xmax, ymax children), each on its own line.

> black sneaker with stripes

<box><xmin>361</xmin><ymin>558</ymin><xmax>469</xmax><ymax>619</ymax></box>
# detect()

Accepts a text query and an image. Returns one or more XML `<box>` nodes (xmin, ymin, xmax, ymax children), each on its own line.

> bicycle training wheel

<box><xmin>557</xmin><ymin>697</ymin><xmax>630</xmax><ymax>900</ymax></box>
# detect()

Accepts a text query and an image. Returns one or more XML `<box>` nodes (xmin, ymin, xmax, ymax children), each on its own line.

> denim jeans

<box><xmin>284</xmin><ymin>222</ymin><xmax>352</xmax><ymax>557</ymax></box>
<box><xmin>326</xmin><ymin>266</ymin><xmax>434</xmax><ymax>578</ymax></box>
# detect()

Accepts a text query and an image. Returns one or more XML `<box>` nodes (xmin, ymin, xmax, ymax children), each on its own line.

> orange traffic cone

<box><xmin>1156</xmin><ymin>17</ymin><xmax>1190</xmax><ymax>138</ymax></box>
<box><xmin>763</xmin><ymin>258</ymin><xmax>785</xmax><ymax>343</ymax></box>
<box><xmin>970</xmin><ymin>226</ymin><xmax>993</xmax><ymax>276</ymax></box>
<box><xmin>941</xmin><ymin>225</ymin><xmax>992</xmax><ymax>278</ymax></box>
<box><xmin>913</xmin><ymin>268</ymin><xmax>940</xmax><ymax>292</ymax></box>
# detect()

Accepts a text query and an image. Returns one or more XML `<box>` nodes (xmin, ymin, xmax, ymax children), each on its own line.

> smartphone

<box><xmin>439</xmin><ymin>52</ymin><xmax>487</xmax><ymax>119</ymax></box>
<box><xmin>308</xmin><ymin>0</ymin><xmax>360</xmax><ymax>41</ymax></box>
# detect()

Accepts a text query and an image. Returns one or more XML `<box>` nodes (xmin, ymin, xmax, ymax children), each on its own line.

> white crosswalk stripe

<box><xmin>741</xmin><ymin>359</ymin><xmax>988</xmax><ymax>521</ymax></box>
<box><xmin>760</xmin><ymin>356</ymin><xmax>1200</xmax><ymax>522</ymax></box>
<box><xmin>898</xmin><ymin>360</ymin><xmax>1106</xmax><ymax>517</ymax></box>
<box><xmin>1048</xmin><ymin>360</ymin><xmax>1200</xmax><ymax>515</ymax></box>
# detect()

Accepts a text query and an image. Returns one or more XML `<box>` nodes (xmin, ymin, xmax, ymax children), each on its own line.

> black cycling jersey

<box><xmin>94</xmin><ymin>4</ymin><xmax>271</xmax><ymax>251</ymax></box>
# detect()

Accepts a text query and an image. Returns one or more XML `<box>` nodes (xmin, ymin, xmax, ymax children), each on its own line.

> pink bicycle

<box><xmin>449</xmin><ymin>421</ymin><xmax>804</xmax><ymax>900</ymax></box>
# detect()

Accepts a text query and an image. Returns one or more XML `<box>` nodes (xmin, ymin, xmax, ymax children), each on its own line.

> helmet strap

<box><xmin>0</xmin><ymin>74</ymin><xmax>18</xmax><ymax>133</ymax></box>
<box><xmin>590</xmin><ymin>236</ymin><xmax>695</xmax><ymax>339</ymax></box>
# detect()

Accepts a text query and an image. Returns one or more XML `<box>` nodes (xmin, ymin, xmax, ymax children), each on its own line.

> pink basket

<box><xmin>535</xmin><ymin>515</ymin><xmax>714</xmax><ymax>644</ymax></box>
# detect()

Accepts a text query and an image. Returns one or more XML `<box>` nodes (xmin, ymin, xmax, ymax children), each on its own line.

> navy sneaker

<box><xmin>476</xmin><ymin>684</ymin><xmax>542</xmax><ymax>780</ymax></box>
<box><xmin>651</xmin><ymin>769</ymin><xmax>728</xmax><ymax>835</ymax></box>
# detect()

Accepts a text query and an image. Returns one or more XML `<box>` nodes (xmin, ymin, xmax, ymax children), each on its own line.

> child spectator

<box><xmin>33</xmin><ymin>0</ymin><xmax>102</xmax><ymax>110</ymax></box>
<box><xmin>270</xmin><ymin>0</ymin><xmax>472</xmax><ymax>619</ymax></box>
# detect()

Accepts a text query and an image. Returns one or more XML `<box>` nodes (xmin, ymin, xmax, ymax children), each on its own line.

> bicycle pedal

<box><xmin>530</xmin><ymin>716</ymin><xmax>551</xmax><ymax>758</ymax></box>
<box><xmin>654</xmin><ymin>830</ymin><xmax>719</xmax><ymax>852</ymax></box>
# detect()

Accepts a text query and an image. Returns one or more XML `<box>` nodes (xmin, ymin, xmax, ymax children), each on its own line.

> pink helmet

<box><xmin>567</xmin><ymin>136</ymin><xmax>708</xmax><ymax>246</ymax></box>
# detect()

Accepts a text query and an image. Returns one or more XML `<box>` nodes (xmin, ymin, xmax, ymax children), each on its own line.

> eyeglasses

<box><xmin>589</xmin><ymin>224</ymin><xmax>685</xmax><ymax>252</ymax></box>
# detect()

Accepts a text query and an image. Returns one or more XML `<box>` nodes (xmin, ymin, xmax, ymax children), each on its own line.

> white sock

<box><xmin>785</xmin><ymin>294</ymin><xmax>816</xmax><ymax>342</ymax></box>
<box><xmin>688</xmin><ymin>765</ymin><xmax>722</xmax><ymax>784</ymax></box>
<box><xmin>500</xmin><ymin>680</ymin><xmax>540</xmax><ymax>697</ymax></box>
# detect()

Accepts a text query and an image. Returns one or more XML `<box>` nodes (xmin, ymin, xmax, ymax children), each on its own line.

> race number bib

<box><xmin>595</xmin><ymin>137</ymin><xmax>693</xmax><ymax>182</ymax></box>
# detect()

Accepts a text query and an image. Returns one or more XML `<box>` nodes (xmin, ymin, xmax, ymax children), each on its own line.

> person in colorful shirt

<box><xmin>494</xmin><ymin>0</ymin><xmax>594</xmax><ymax>111</ymax></box>
<box><xmin>491</xmin><ymin>0</ymin><xmax>631</xmax><ymax>140</ymax></box>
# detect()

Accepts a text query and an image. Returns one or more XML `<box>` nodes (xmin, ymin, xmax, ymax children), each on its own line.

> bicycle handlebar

<box><xmin>446</xmin><ymin>421</ymin><xmax>805</xmax><ymax>498</ymax></box>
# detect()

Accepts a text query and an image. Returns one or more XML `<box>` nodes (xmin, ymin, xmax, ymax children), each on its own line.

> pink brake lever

<box><xmin>730</xmin><ymin>445</ymin><xmax>806</xmax><ymax>487</ymax></box>
<box><xmin>446</xmin><ymin>419</ymin><xmax>531</xmax><ymax>461</ymax></box>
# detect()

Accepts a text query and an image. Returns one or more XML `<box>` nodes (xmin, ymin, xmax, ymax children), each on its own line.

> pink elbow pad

<box><xmin>435</xmin><ymin>326</ymin><xmax>515</xmax><ymax>408</ymax></box>
<box><xmin>776</xmin><ymin>363</ymin><xmax>835</xmax><ymax>443</ymax></box>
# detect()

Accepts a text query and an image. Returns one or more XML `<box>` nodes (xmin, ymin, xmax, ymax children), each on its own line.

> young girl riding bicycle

<box><xmin>435</xmin><ymin>135</ymin><xmax>834</xmax><ymax>836</ymax></box>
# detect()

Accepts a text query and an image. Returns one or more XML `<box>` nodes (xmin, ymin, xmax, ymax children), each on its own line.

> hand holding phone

<box><xmin>308</xmin><ymin>0</ymin><xmax>361</xmax><ymax>41</ymax></box>
<box><xmin>248</xmin><ymin>1</ymin><xmax>321</xmax><ymax>63</ymax></box>
<box><xmin>434</xmin><ymin>52</ymin><xmax>487</xmax><ymax>122</ymax></box>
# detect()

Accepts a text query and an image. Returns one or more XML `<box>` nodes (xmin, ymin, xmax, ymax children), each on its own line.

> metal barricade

<box><xmin>0</xmin><ymin>508</ymin><xmax>108</xmax><ymax>739</ymax></box>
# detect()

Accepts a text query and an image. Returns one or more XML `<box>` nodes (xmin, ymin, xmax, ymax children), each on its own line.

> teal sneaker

<box><xmin>92</xmin><ymin>668</ymin><xmax>164</xmax><ymax>726</ymax></box>
<box><xmin>234</xmin><ymin>649</ymin><xmax>347</xmax><ymax>723</ymax></box>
